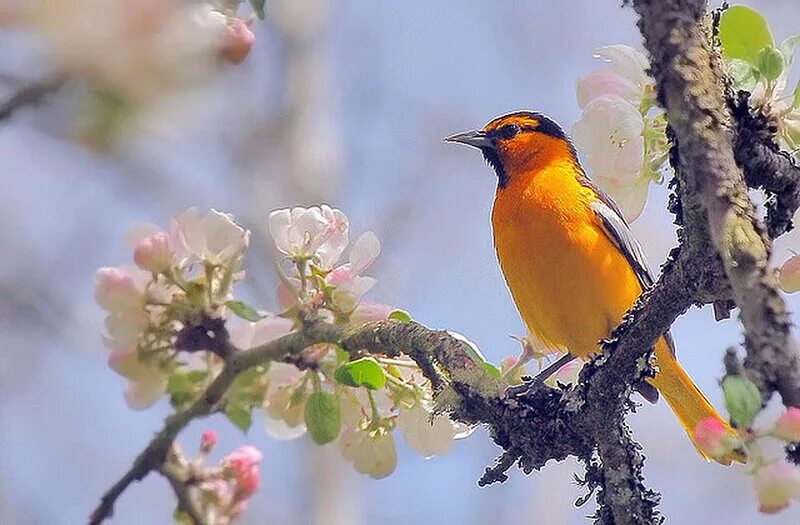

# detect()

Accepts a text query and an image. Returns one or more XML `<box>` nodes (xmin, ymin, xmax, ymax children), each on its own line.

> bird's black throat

<box><xmin>482</xmin><ymin>147</ymin><xmax>508</xmax><ymax>189</ymax></box>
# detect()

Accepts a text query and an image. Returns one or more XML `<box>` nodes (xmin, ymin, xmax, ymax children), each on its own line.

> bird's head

<box><xmin>446</xmin><ymin>111</ymin><xmax>578</xmax><ymax>188</ymax></box>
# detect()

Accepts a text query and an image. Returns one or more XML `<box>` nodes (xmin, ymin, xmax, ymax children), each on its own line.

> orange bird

<box><xmin>447</xmin><ymin>111</ymin><xmax>738</xmax><ymax>463</ymax></box>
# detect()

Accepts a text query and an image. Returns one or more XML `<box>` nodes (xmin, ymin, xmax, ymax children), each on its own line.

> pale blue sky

<box><xmin>2</xmin><ymin>1</ymin><xmax>800</xmax><ymax>524</ymax></box>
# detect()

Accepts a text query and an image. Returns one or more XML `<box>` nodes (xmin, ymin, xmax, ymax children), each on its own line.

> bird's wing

<box><xmin>584</xmin><ymin>181</ymin><xmax>677</xmax><ymax>356</ymax></box>
<box><xmin>588</xmin><ymin>198</ymin><xmax>654</xmax><ymax>288</ymax></box>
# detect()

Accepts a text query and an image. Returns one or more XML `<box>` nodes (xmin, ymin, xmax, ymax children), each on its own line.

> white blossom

<box><xmin>397</xmin><ymin>400</ymin><xmax>456</xmax><ymax>458</ymax></box>
<box><xmin>107</xmin><ymin>347</ymin><xmax>167</xmax><ymax>409</ymax></box>
<box><xmin>171</xmin><ymin>208</ymin><xmax>249</xmax><ymax>266</ymax></box>
<box><xmin>268</xmin><ymin>205</ymin><xmax>349</xmax><ymax>268</ymax></box>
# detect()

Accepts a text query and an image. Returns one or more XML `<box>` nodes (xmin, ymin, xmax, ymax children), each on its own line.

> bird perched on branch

<box><xmin>447</xmin><ymin>111</ymin><xmax>739</xmax><ymax>463</ymax></box>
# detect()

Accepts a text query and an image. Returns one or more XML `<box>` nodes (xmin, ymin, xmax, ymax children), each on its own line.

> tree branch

<box><xmin>160</xmin><ymin>463</ymin><xmax>209</xmax><ymax>525</ymax></box>
<box><xmin>729</xmin><ymin>92</ymin><xmax>800</xmax><ymax>240</ymax></box>
<box><xmin>632</xmin><ymin>0</ymin><xmax>800</xmax><ymax>408</ymax></box>
<box><xmin>0</xmin><ymin>75</ymin><xmax>65</xmax><ymax>122</ymax></box>
<box><xmin>89</xmin><ymin>321</ymin><xmax>341</xmax><ymax>525</ymax></box>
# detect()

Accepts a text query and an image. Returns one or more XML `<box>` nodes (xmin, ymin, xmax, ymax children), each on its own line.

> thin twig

<box><xmin>0</xmin><ymin>75</ymin><xmax>65</xmax><ymax>122</ymax></box>
<box><xmin>160</xmin><ymin>464</ymin><xmax>209</xmax><ymax>525</ymax></box>
<box><xmin>89</xmin><ymin>322</ymin><xmax>341</xmax><ymax>524</ymax></box>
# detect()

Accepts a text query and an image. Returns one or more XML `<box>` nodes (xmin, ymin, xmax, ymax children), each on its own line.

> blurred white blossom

<box><xmin>573</xmin><ymin>45</ymin><xmax>666</xmax><ymax>222</ymax></box>
<box><xmin>172</xmin><ymin>208</ymin><xmax>250</xmax><ymax>267</ymax></box>
<box><xmin>338</xmin><ymin>426</ymin><xmax>397</xmax><ymax>479</ymax></box>
<box><xmin>397</xmin><ymin>400</ymin><xmax>456</xmax><ymax>458</ymax></box>
<box><xmin>268</xmin><ymin>205</ymin><xmax>349</xmax><ymax>268</ymax></box>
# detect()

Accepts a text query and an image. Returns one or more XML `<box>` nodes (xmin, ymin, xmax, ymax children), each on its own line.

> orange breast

<box><xmin>491</xmin><ymin>165</ymin><xmax>643</xmax><ymax>358</ymax></box>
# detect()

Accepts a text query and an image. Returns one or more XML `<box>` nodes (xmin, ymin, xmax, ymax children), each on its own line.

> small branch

<box><xmin>89</xmin><ymin>321</ymin><xmax>341</xmax><ymax>524</ymax></box>
<box><xmin>729</xmin><ymin>91</ymin><xmax>800</xmax><ymax>240</ymax></box>
<box><xmin>160</xmin><ymin>464</ymin><xmax>208</xmax><ymax>525</ymax></box>
<box><xmin>632</xmin><ymin>0</ymin><xmax>800</xmax><ymax>407</ymax></box>
<box><xmin>0</xmin><ymin>75</ymin><xmax>65</xmax><ymax>122</ymax></box>
<box><xmin>593</xmin><ymin>422</ymin><xmax>661</xmax><ymax>525</ymax></box>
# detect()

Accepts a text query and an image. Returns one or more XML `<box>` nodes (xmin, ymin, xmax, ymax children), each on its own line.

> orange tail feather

<box><xmin>650</xmin><ymin>338</ymin><xmax>743</xmax><ymax>465</ymax></box>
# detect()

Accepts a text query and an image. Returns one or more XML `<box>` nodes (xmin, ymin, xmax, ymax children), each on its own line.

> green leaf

<box><xmin>756</xmin><ymin>46</ymin><xmax>784</xmax><ymax>82</ymax></box>
<box><xmin>225</xmin><ymin>300</ymin><xmax>263</xmax><ymax>322</ymax></box>
<box><xmin>225</xmin><ymin>404</ymin><xmax>253</xmax><ymax>432</ymax></box>
<box><xmin>304</xmin><ymin>391</ymin><xmax>341</xmax><ymax>444</ymax></box>
<box><xmin>726</xmin><ymin>58</ymin><xmax>760</xmax><ymax>92</ymax></box>
<box><xmin>793</xmin><ymin>80</ymin><xmax>800</xmax><ymax>108</ymax></box>
<box><xmin>186</xmin><ymin>370</ymin><xmax>209</xmax><ymax>383</ymax></box>
<box><xmin>388</xmin><ymin>310</ymin><xmax>412</xmax><ymax>323</ymax></box>
<box><xmin>482</xmin><ymin>362</ymin><xmax>501</xmax><ymax>380</ymax></box>
<box><xmin>722</xmin><ymin>375</ymin><xmax>762</xmax><ymax>428</ymax></box>
<box><xmin>334</xmin><ymin>357</ymin><xmax>386</xmax><ymax>390</ymax></box>
<box><xmin>719</xmin><ymin>6</ymin><xmax>773</xmax><ymax>63</ymax></box>
<box><xmin>167</xmin><ymin>372</ymin><xmax>192</xmax><ymax>407</ymax></box>
<box><xmin>249</xmin><ymin>0</ymin><xmax>266</xmax><ymax>19</ymax></box>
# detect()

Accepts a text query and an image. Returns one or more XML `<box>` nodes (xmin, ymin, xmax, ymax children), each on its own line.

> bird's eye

<box><xmin>498</xmin><ymin>124</ymin><xmax>521</xmax><ymax>140</ymax></box>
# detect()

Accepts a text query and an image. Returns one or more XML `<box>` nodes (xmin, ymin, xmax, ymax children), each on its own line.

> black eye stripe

<box><xmin>490</xmin><ymin>124</ymin><xmax>563</xmax><ymax>139</ymax></box>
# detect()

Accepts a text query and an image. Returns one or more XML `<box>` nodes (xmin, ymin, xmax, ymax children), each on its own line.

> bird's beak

<box><xmin>444</xmin><ymin>129</ymin><xmax>492</xmax><ymax>149</ymax></box>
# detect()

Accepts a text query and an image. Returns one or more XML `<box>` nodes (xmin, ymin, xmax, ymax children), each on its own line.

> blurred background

<box><xmin>2</xmin><ymin>0</ymin><xmax>800</xmax><ymax>524</ymax></box>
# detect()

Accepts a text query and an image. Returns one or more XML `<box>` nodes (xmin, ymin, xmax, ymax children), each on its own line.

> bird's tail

<box><xmin>650</xmin><ymin>338</ymin><xmax>743</xmax><ymax>465</ymax></box>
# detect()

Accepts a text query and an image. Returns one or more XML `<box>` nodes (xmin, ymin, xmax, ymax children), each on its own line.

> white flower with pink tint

<box><xmin>326</xmin><ymin>231</ymin><xmax>381</xmax><ymax>312</ymax></box>
<box><xmin>397</xmin><ymin>400</ymin><xmax>456</xmax><ymax>458</ymax></box>
<box><xmin>773</xmin><ymin>407</ymin><xmax>800</xmax><ymax>441</ymax></box>
<box><xmin>24</xmin><ymin>0</ymin><xmax>230</xmax><ymax>103</ymax></box>
<box><xmin>572</xmin><ymin>94</ymin><xmax>651</xmax><ymax>221</ymax></box>
<box><xmin>228</xmin><ymin>315</ymin><xmax>294</xmax><ymax>350</ymax></box>
<box><xmin>133</xmin><ymin>231</ymin><xmax>173</xmax><ymax>273</ymax></box>
<box><xmin>108</xmin><ymin>347</ymin><xmax>167</xmax><ymax>409</ymax></box>
<box><xmin>227</xmin><ymin>316</ymin><xmax>308</xmax><ymax>439</ymax></box>
<box><xmin>349</xmin><ymin>301</ymin><xmax>394</xmax><ymax>326</ymax></box>
<box><xmin>103</xmin><ymin>310</ymin><xmax>149</xmax><ymax>351</ymax></box>
<box><xmin>593</xmin><ymin>46</ymin><xmax>652</xmax><ymax>91</ymax></box>
<box><xmin>263</xmin><ymin>362</ymin><xmax>308</xmax><ymax>440</ymax></box>
<box><xmin>172</xmin><ymin>208</ymin><xmax>249</xmax><ymax>266</ymax></box>
<box><xmin>577</xmin><ymin>69</ymin><xmax>641</xmax><ymax>110</ymax></box>
<box><xmin>577</xmin><ymin>45</ymin><xmax>653</xmax><ymax>110</ymax></box>
<box><xmin>754</xmin><ymin>461</ymin><xmax>800</xmax><ymax>514</ymax></box>
<box><xmin>94</xmin><ymin>267</ymin><xmax>145</xmax><ymax>314</ymax></box>
<box><xmin>573</xmin><ymin>95</ymin><xmax>645</xmax><ymax>182</ymax></box>
<box><xmin>594</xmin><ymin>174</ymin><xmax>652</xmax><ymax>222</ymax></box>
<box><xmin>268</xmin><ymin>205</ymin><xmax>349</xmax><ymax>268</ymax></box>
<box><xmin>338</xmin><ymin>426</ymin><xmax>397</xmax><ymax>479</ymax></box>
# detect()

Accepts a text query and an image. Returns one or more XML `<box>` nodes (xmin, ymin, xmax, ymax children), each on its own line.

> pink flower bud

<box><xmin>576</xmin><ymin>68</ymin><xmax>641</xmax><ymax>109</ymax></box>
<box><xmin>754</xmin><ymin>461</ymin><xmax>800</xmax><ymax>514</ymax></box>
<box><xmin>774</xmin><ymin>407</ymin><xmax>800</xmax><ymax>441</ymax></box>
<box><xmin>779</xmin><ymin>255</ymin><xmax>800</xmax><ymax>293</ymax></box>
<box><xmin>500</xmin><ymin>356</ymin><xmax>518</xmax><ymax>372</ymax></box>
<box><xmin>223</xmin><ymin>445</ymin><xmax>262</xmax><ymax>499</ymax></box>
<box><xmin>94</xmin><ymin>267</ymin><xmax>143</xmax><ymax>313</ymax></box>
<box><xmin>220</xmin><ymin>19</ymin><xmax>255</xmax><ymax>65</ymax></box>
<box><xmin>200</xmin><ymin>430</ymin><xmax>218</xmax><ymax>453</ymax></box>
<box><xmin>693</xmin><ymin>417</ymin><xmax>731</xmax><ymax>459</ymax></box>
<box><xmin>133</xmin><ymin>231</ymin><xmax>172</xmax><ymax>273</ymax></box>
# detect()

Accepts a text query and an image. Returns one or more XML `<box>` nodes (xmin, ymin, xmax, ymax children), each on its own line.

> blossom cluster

<box><xmin>167</xmin><ymin>431</ymin><xmax>262</xmax><ymax>524</ymax></box>
<box><xmin>715</xmin><ymin>7</ymin><xmax>800</xmax><ymax>293</ymax></box>
<box><xmin>95</xmin><ymin>205</ymin><xmax>512</xmax><ymax>482</ymax></box>
<box><xmin>694</xmin><ymin>407</ymin><xmax>800</xmax><ymax>514</ymax></box>
<box><xmin>9</xmin><ymin>0</ymin><xmax>258</xmax><ymax>146</ymax></box>
<box><xmin>95</xmin><ymin>208</ymin><xmax>250</xmax><ymax>408</ymax></box>
<box><xmin>572</xmin><ymin>45</ymin><xmax>667</xmax><ymax>222</ymax></box>
<box><xmin>720</xmin><ymin>6</ymin><xmax>800</xmax><ymax>157</ymax></box>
